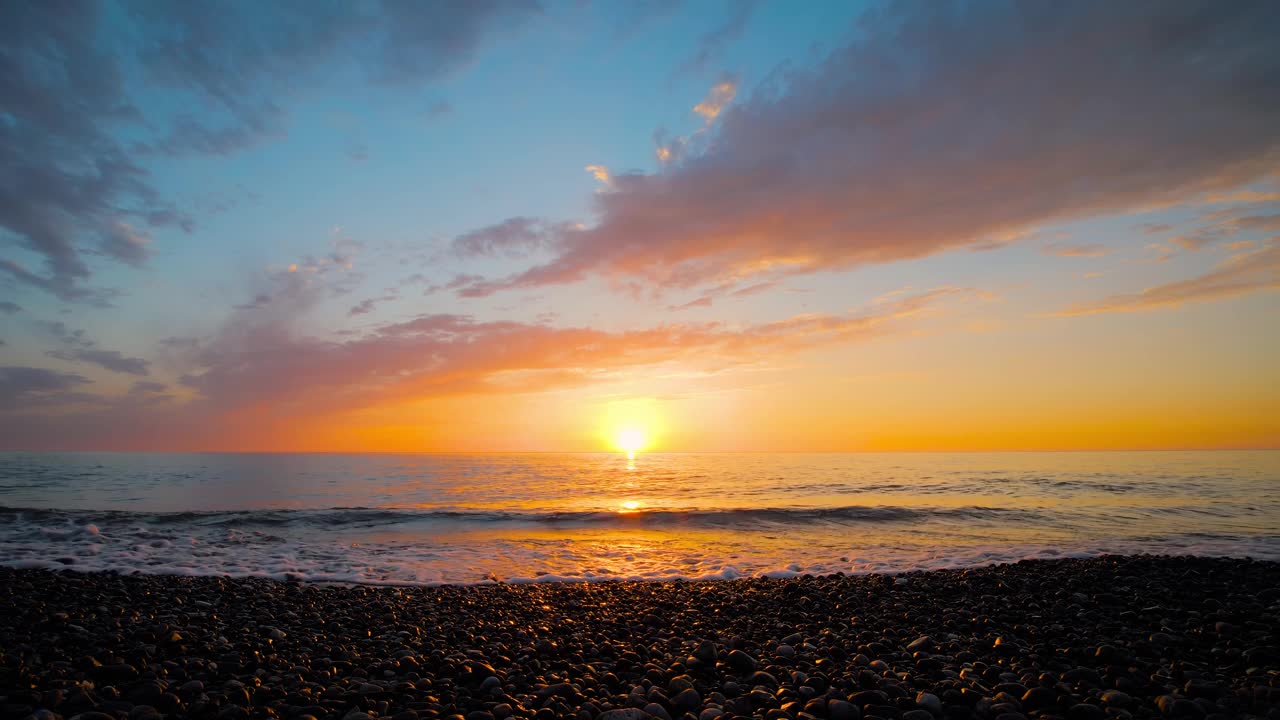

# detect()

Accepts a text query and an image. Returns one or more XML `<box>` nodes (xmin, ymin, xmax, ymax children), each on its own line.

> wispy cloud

<box><xmin>691</xmin><ymin>78</ymin><xmax>737</xmax><ymax>123</ymax></box>
<box><xmin>348</xmin><ymin>293</ymin><xmax>399</xmax><ymax>317</ymax></box>
<box><xmin>676</xmin><ymin>0</ymin><xmax>758</xmax><ymax>76</ymax></box>
<box><xmin>1042</xmin><ymin>243</ymin><xmax>1109</xmax><ymax>258</ymax></box>
<box><xmin>0</xmin><ymin>288</ymin><xmax>968</xmax><ymax>449</ymax></box>
<box><xmin>41</xmin><ymin>322</ymin><xmax>152</xmax><ymax>376</ymax></box>
<box><xmin>451</xmin><ymin>218</ymin><xmax>571</xmax><ymax>259</ymax></box>
<box><xmin>47</xmin><ymin>348</ymin><xmax>151</xmax><ymax>377</ymax></box>
<box><xmin>1169</xmin><ymin>212</ymin><xmax>1280</xmax><ymax>251</ymax></box>
<box><xmin>1056</xmin><ymin>242</ymin><xmax>1280</xmax><ymax>315</ymax></box>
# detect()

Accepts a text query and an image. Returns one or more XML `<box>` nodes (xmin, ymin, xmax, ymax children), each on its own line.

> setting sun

<box><xmin>599</xmin><ymin>398</ymin><xmax>663</xmax><ymax>455</ymax></box>
<box><xmin>615</xmin><ymin>427</ymin><xmax>647</xmax><ymax>456</ymax></box>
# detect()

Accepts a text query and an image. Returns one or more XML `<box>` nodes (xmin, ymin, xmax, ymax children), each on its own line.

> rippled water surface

<box><xmin>1</xmin><ymin>451</ymin><xmax>1276</xmax><ymax>584</ymax></box>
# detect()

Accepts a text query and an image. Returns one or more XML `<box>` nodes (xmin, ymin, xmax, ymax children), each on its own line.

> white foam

<box><xmin>3</xmin><ymin>507</ymin><xmax>1277</xmax><ymax>587</ymax></box>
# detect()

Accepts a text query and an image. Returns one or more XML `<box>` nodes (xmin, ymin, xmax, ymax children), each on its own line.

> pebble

<box><xmin>829</xmin><ymin>699</ymin><xmax>860</xmax><ymax>720</ymax></box>
<box><xmin>598</xmin><ymin>710</ymin><xmax>649</xmax><ymax>720</ymax></box>
<box><xmin>726</xmin><ymin>649</ymin><xmax>756</xmax><ymax>672</ymax></box>
<box><xmin>0</xmin><ymin>556</ymin><xmax>1272</xmax><ymax>720</ymax></box>
<box><xmin>916</xmin><ymin>692</ymin><xmax>942</xmax><ymax>716</ymax></box>
<box><xmin>643</xmin><ymin>703</ymin><xmax>672</xmax><ymax>720</ymax></box>
<box><xmin>906</xmin><ymin>636</ymin><xmax>935</xmax><ymax>652</ymax></box>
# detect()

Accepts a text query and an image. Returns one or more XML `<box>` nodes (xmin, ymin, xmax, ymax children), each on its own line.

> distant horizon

<box><xmin>2</xmin><ymin>446</ymin><xmax>1277</xmax><ymax>455</ymax></box>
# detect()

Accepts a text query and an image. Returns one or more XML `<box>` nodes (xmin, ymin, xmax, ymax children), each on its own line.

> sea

<box><xmin>1</xmin><ymin>451</ymin><xmax>1277</xmax><ymax>586</ymax></box>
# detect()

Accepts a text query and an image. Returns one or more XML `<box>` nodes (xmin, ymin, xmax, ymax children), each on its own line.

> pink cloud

<box><xmin>0</xmin><ymin>288</ymin><xmax>971</xmax><ymax>449</ymax></box>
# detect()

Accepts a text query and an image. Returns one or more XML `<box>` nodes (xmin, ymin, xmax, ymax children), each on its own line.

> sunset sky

<box><xmin>1</xmin><ymin>0</ymin><xmax>1278</xmax><ymax>452</ymax></box>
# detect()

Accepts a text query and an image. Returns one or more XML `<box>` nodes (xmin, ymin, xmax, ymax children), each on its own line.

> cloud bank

<box><xmin>0</xmin><ymin>287</ymin><xmax>965</xmax><ymax>449</ymax></box>
<box><xmin>457</xmin><ymin>0</ymin><xmax>1280</xmax><ymax>297</ymax></box>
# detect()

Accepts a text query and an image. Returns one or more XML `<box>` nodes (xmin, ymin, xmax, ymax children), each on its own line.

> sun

<box><xmin>614</xmin><ymin>426</ymin><xmax>648</xmax><ymax>457</ymax></box>
<box><xmin>599</xmin><ymin>398</ymin><xmax>663</xmax><ymax>456</ymax></box>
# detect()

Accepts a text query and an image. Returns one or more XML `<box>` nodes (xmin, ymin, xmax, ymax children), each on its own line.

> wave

<box><xmin>2</xmin><ymin>505</ymin><xmax>1276</xmax><ymax>587</ymax></box>
<box><xmin>0</xmin><ymin>503</ymin><xmax>1049</xmax><ymax>531</ymax></box>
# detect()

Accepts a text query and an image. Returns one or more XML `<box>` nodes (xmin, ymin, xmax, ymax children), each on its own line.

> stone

<box><xmin>906</xmin><ymin>636</ymin><xmax>935</xmax><ymax>653</ymax></box>
<box><xmin>916</xmin><ymin>693</ymin><xmax>942</xmax><ymax>716</ymax></box>
<box><xmin>1100</xmin><ymin>691</ymin><xmax>1132</xmax><ymax>707</ymax></box>
<box><xmin>726</xmin><ymin>649</ymin><xmax>757</xmax><ymax>673</ymax></box>
<box><xmin>593</xmin><ymin>707</ymin><xmax>645</xmax><ymax>717</ymax></box>
<box><xmin>829</xmin><ymin>699</ymin><xmax>860</xmax><ymax>720</ymax></box>
<box><xmin>671</xmin><ymin>688</ymin><xmax>701</xmax><ymax>714</ymax></box>
<box><xmin>1068</xmin><ymin>704</ymin><xmax>1105</xmax><ymax>720</ymax></box>
<box><xmin>643</xmin><ymin>705</ymin><xmax>672</xmax><ymax>720</ymax></box>
<box><xmin>1020</xmin><ymin>687</ymin><xmax>1058</xmax><ymax>711</ymax></box>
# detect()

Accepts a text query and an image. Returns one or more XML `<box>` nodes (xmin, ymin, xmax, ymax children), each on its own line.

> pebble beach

<box><xmin>2</xmin><ymin>555</ymin><xmax>1278</xmax><ymax>720</ymax></box>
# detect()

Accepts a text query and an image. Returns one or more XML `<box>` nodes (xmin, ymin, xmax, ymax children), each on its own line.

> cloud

<box><xmin>0</xmin><ymin>287</ymin><xmax>967</xmax><ymax>448</ymax></box>
<box><xmin>1203</xmin><ymin>188</ymin><xmax>1280</xmax><ymax>204</ymax></box>
<box><xmin>670</xmin><ymin>296</ymin><xmax>714</xmax><ymax>311</ymax></box>
<box><xmin>425</xmin><ymin>274</ymin><xmax>487</xmax><ymax>296</ymax></box>
<box><xmin>1042</xmin><ymin>243</ymin><xmax>1109</xmax><ymax>258</ymax></box>
<box><xmin>47</xmin><ymin>348</ymin><xmax>152</xmax><ymax>377</ymax></box>
<box><xmin>136</xmin><ymin>1</ymin><xmax>539</xmax><ymax>153</ymax></box>
<box><xmin>41</xmin><ymin>321</ymin><xmax>152</xmax><ymax>376</ymax></box>
<box><xmin>677</xmin><ymin>0</ymin><xmax>759</xmax><ymax>76</ymax></box>
<box><xmin>611</xmin><ymin>0</ymin><xmax>684</xmax><ymax>44</ymax></box>
<box><xmin>451</xmin><ymin>218</ymin><xmax>570</xmax><ymax>258</ymax></box>
<box><xmin>129</xmin><ymin>381</ymin><xmax>169</xmax><ymax>395</ymax></box>
<box><xmin>0</xmin><ymin>366</ymin><xmax>91</xmax><ymax>406</ymax></box>
<box><xmin>184</xmin><ymin>286</ymin><xmax>966</xmax><ymax>414</ymax></box>
<box><xmin>99</xmin><ymin>223</ymin><xmax>152</xmax><ymax>267</ymax></box>
<box><xmin>235</xmin><ymin>294</ymin><xmax>273</xmax><ymax>311</ymax></box>
<box><xmin>0</xmin><ymin>1</ymin><xmax>193</xmax><ymax>303</ymax></box>
<box><xmin>691</xmin><ymin>78</ymin><xmax>737</xmax><ymax>123</ymax></box>
<box><xmin>348</xmin><ymin>293</ymin><xmax>398</xmax><ymax>317</ymax></box>
<box><xmin>0</xmin><ymin>301</ymin><xmax>20</xmax><ymax>314</ymax></box>
<box><xmin>0</xmin><ymin>262</ymin><xmax>115</xmax><ymax>307</ymax></box>
<box><xmin>0</xmin><ymin>0</ymin><xmax>537</xmax><ymax>303</ymax></box>
<box><xmin>1170</xmin><ymin>212</ymin><xmax>1280</xmax><ymax>250</ymax></box>
<box><xmin>585</xmin><ymin>165</ymin><xmax>613</xmax><ymax>188</ymax></box>
<box><xmin>457</xmin><ymin>1</ymin><xmax>1280</xmax><ymax>297</ymax></box>
<box><xmin>1056</xmin><ymin>242</ymin><xmax>1280</xmax><ymax>315</ymax></box>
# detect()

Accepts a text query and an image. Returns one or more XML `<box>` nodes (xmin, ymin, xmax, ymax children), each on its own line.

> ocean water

<box><xmin>1</xmin><ymin>451</ymin><xmax>1277</xmax><ymax>585</ymax></box>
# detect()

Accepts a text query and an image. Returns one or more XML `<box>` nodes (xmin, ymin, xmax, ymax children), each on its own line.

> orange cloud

<box><xmin>0</xmin><ymin>288</ymin><xmax>969</xmax><ymax>450</ymax></box>
<box><xmin>1042</xmin><ymin>243</ymin><xmax>1109</xmax><ymax>258</ymax></box>
<box><xmin>692</xmin><ymin>79</ymin><xmax>736</xmax><ymax>122</ymax></box>
<box><xmin>585</xmin><ymin>164</ymin><xmax>612</xmax><ymax>187</ymax></box>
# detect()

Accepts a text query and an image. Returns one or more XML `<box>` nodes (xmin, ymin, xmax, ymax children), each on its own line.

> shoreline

<box><xmin>2</xmin><ymin>555</ymin><xmax>1277</xmax><ymax>720</ymax></box>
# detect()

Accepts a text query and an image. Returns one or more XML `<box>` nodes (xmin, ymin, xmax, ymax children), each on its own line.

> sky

<box><xmin>1</xmin><ymin>0</ymin><xmax>1278</xmax><ymax>452</ymax></box>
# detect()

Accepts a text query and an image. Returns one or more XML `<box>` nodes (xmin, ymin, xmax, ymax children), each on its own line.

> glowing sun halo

<box><xmin>615</xmin><ymin>427</ymin><xmax>647</xmax><ymax>457</ymax></box>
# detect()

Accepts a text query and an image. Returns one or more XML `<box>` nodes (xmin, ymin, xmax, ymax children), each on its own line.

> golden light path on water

<box><xmin>1</xmin><ymin>451</ymin><xmax>1276</xmax><ymax>584</ymax></box>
